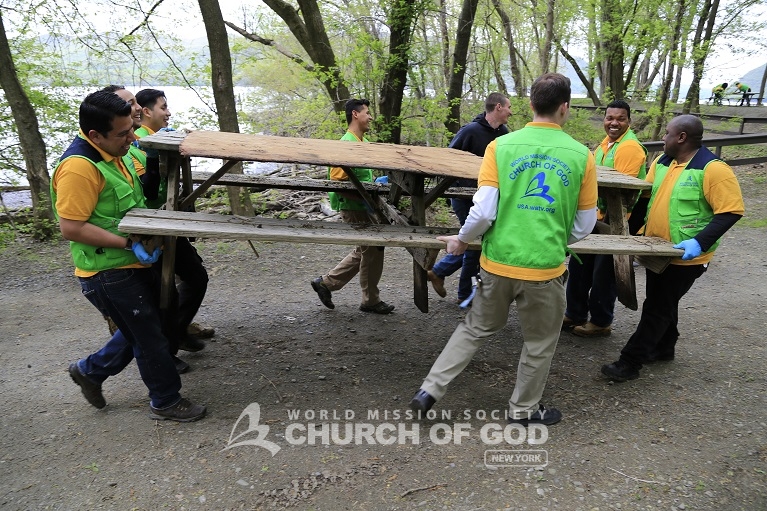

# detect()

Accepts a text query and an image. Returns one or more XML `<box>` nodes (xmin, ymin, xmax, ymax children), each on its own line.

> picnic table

<box><xmin>122</xmin><ymin>130</ymin><xmax>682</xmax><ymax>313</ymax></box>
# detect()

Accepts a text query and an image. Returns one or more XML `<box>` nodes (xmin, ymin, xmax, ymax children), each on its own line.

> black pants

<box><xmin>620</xmin><ymin>264</ymin><xmax>707</xmax><ymax>369</ymax></box>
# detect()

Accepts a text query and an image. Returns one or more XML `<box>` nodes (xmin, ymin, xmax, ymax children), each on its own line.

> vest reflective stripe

<box><xmin>328</xmin><ymin>131</ymin><xmax>373</xmax><ymax>211</ymax></box>
<box><xmin>52</xmin><ymin>139</ymin><xmax>146</xmax><ymax>271</ymax></box>
<box><xmin>647</xmin><ymin>147</ymin><xmax>718</xmax><ymax>251</ymax></box>
<box><xmin>483</xmin><ymin>127</ymin><xmax>588</xmax><ymax>270</ymax></box>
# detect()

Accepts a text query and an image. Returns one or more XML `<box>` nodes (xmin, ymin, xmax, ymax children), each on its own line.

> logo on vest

<box><xmin>521</xmin><ymin>172</ymin><xmax>555</xmax><ymax>204</ymax></box>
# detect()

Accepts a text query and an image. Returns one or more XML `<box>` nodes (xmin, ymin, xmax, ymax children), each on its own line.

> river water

<box><xmin>1</xmin><ymin>85</ymin><xmax>281</xmax><ymax>208</ymax></box>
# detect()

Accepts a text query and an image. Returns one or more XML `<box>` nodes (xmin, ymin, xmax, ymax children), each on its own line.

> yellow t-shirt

<box><xmin>53</xmin><ymin>130</ymin><xmax>146</xmax><ymax>277</ymax></box>
<box><xmin>477</xmin><ymin>123</ymin><xmax>598</xmax><ymax>280</ymax></box>
<box><xmin>644</xmin><ymin>155</ymin><xmax>744</xmax><ymax>265</ymax></box>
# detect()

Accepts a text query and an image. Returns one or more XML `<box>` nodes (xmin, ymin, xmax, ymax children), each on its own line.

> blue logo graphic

<box><xmin>521</xmin><ymin>172</ymin><xmax>555</xmax><ymax>204</ymax></box>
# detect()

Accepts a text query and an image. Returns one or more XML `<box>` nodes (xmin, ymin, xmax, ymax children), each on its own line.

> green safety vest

<box><xmin>482</xmin><ymin>125</ymin><xmax>589</xmax><ymax>271</ymax></box>
<box><xmin>51</xmin><ymin>135</ymin><xmax>147</xmax><ymax>271</ymax></box>
<box><xmin>595</xmin><ymin>129</ymin><xmax>647</xmax><ymax>213</ymax></box>
<box><xmin>328</xmin><ymin>131</ymin><xmax>374</xmax><ymax>211</ymax></box>
<box><xmin>646</xmin><ymin>146</ymin><xmax>719</xmax><ymax>251</ymax></box>
<box><xmin>135</xmin><ymin>127</ymin><xmax>168</xmax><ymax>209</ymax></box>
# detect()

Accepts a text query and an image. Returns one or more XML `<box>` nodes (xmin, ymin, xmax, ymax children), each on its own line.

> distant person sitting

<box><xmin>711</xmin><ymin>83</ymin><xmax>728</xmax><ymax>106</ymax></box>
<box><xmin>731</xmin><ymin>81</ymin><xmax>752</xmax><ymax>106</ymax></box>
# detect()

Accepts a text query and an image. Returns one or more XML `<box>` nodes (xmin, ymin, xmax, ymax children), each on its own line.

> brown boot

<box><xmin>427</xmin><ymin>270</ymin><xmax>447</xmax><ymax>298</ymax></box>
<box><xmin>561</xmin><ymin>315</ymin><xmax>585</xmax><ymax>331</ymax></box>
<box><xmin>572</xmin><ymin>322</ymin><xmax>612</xmax><ymax>338</ymax></box>
<box><xmin>187</xmin><ymin>322</ymin><xmax>215</xmax><ymax>339</ymax></box>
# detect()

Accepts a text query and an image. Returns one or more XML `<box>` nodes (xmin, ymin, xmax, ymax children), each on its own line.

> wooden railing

<box><xmin>642</xmin><ymin>133</ymin><xmax>767</xmax><ymax>166</ymax></box>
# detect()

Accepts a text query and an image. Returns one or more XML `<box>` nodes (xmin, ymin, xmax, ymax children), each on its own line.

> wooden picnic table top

<box><xmin>139</xmin><ymin>130</ymin><xmax>651</xmax><ymax>190</ymax></box>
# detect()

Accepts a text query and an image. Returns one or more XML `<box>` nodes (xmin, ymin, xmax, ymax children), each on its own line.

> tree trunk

<box><xmin>491</xmin><ymin>0</ymin><xmax>525</xmax><ymax>97</ymax></box>
<box><xmin>759</xmin><ymin>64</ymin><xmax>767</xmax><ymax>106</ymax></box>
<box><xmin>444</xmin><ymin>0</ymin><xmax>479</xmax><ymax>136</ymax></box>
<box><xmin>598</xmin><ymin>0</ymin><xmax>626</xmax><ymax>99</ymax></box>
<box><xmin>197</xmin><ymin>0</ymin><xmax>254</xmax><ymax>216</ymax></box>
<box><xmin>0</xmin><ymin>11</ymin><xmax>55</xmax><ymax>239</ymax></box>
<box><xmin>260</xmin><ymin>0</ymin><xmax>351</xmax><ymax>113</ymax></box>
<box><xmin>653</xmin><ymin>0</ymin><xmax>687</xmax><ymax>139</ymax></box>
<box><xmin>378</xmin><ymin>0</ymin><xmax>421</xmax><ymax>144</ymax></box>
<box><xmin>682</xmin><ymin>0</ymin><xmax>718</xmax><ymax>114</ymax></box>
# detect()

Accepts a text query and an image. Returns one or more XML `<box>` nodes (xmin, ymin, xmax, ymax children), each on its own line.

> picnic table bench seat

<box><xmin>119</xmin><ymin>208</ymin><xmax>683</xmax><ymax>258</ymax></box>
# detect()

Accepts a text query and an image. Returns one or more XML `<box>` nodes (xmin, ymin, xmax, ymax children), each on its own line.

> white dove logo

<box><xmin>221</xmin><ymin>402</ymin><xmax>281</xmax><ymax>456</ymax></box>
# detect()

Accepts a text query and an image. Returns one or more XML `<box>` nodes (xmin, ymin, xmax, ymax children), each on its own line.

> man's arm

<box><xmin>437</xmin><ymin>186</ymin><xmax>498</xmax><ymax>256</ymax></box>
<box><xmin>59</xmin><ymin>218</ymin><xmax>129</xmax><ymax>249</ymax></box>
<box><xmin>570</xmin><ymin>152</ymin><xmax>598</xmax><ymax>243</ymax></box>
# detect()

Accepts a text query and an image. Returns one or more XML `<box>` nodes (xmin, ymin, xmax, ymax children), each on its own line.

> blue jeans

<box><xmin>432</xmin><ymin>198</ymin><xmax>480</xmax><ymax>300</ymax></box>
<box><xmin>76</xmin><ymin>268</ymin><xmax>182</xmax><ymax>409</ymax></box>
<box><xmin>565</xmin><ymin>254</ymin><xmax>617</xmax><ymax>327</ymax></box>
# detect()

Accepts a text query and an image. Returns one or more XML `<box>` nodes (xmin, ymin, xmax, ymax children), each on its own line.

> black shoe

<box><xmin>149</xmin><ymin>397</ymin><xmax>206</xmax><ymax>422</ymax></box>
<box><xmin>68</xmin><ymin>363</ymin><xmax>106</xmax><ymax>409</ymax></box>
<box><xmin>359</xmin><ymin>301</ymin><xmax>395</xmax><ymax>314</ymax></box>
<box><xmin>172</xmin><ymin>355</ymin><xmax>190</xmax><ymax>374</ymax></box>
<box><xmin>508</xmin><ymin>404</ymin><xmax>562</xmax><ymax>426</ymax></box>
<box><xmin>601</xmin><ymin>360</ymin><xmax>640</xmax><ymax>382</ymax></box>
<box><xmin>645</xmin><ymin>352</ymin><xmax>674</xmax><ymax>363</ymax></box>
<box><xmin>311</xmin><ymin>277</ymin><xmax>334</xmax><ymax>309</ymax></box>
<box><xmin>409</xmin><ymin>389</ymin><xmax>435</xmax><ymax>413</ymax></box>
<box><xmin>178</xmin><ymin>335</ymin><xmax>205</xmax><ymax>352</ymax></box>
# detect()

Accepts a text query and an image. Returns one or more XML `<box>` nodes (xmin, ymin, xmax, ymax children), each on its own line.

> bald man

<box><xmin>602</xmin><ymin>115</ymin><xmax>744</xmax><ymax>382</ymax></box>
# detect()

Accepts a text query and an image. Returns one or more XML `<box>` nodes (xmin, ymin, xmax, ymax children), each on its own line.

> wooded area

<box><xmin>0</xmin><ymin>0</ymin><xmax>765</xmax><ymax>238</ymax></box>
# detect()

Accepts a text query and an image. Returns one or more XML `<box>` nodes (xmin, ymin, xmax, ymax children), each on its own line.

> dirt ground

<box><xmin>1</xmin><ymin>161</ymin><xmax>766</xmax><ymax>511</ymax></box>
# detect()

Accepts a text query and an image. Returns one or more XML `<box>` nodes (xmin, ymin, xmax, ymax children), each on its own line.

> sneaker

<box><xmin>601</xmin><ymin>360</ymin><xmax>640</xmax><ymax>382</ymax></box>
<box><xmin>508</xmin><ymin>404</ymin><xmax>562</xmax><ymax>426</ymax></box>
<box><xmin>68</xmin><ymin>363</ymin><xmax>106</xmax><ymax>409</ymax></box>
<box><xmin>409</xmin><ymin>389</ymin><xmax>436</xmax><ymax>413</ymax></box>
<box><xmin>426</xmin><ymin>270</ymin><xmax>447</xmax><ymax>298</ymax></box>
<box><xmin>561</xmin><ymin>315</ymin><xmax>586</xmax><ymax>331</ymax></box>
<box><xmin>359</xmin><ymin>301</ymin><xmax>395</xmax><ymax>314</ymax></box>
<box><xmin>178</xmin><ymin>335</ymin><xmax>206</xmax><ymax>352</ymax></box>
<box><xmin>172</xmin><ymin>355</ymin><xmax>190</xmax><ymax>374</ymax></box>
<box><xmin>187</xmin><ymin>322</ymin><xmax>215</xmax><ymax>339</ymax></box>
<box><xmin>311</xmin><ymin>277</ymin><xmax>335</xmax><ymax>309</ymax></box>
<box><xmin>149</xmin><ymin>398</ymin><xmax>206</xmax><ymax>422</ymax></box>
<box><xmin>572</xmin><ymin>322</ymin><xmax>612</xmax><ymax>338</ymax></box>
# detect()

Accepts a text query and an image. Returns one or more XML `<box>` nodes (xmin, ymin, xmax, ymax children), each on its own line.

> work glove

<box><xmin>375</xmin><ymin>176</ymin><xmax>388</xmax><ymax>184</ymax></box>
<box><xmin>131</xmin><ymin>240</ymin><xmax>162</xmax><ymax>264</ymax></box>
<box><xmin>673</xmin><ymin>238</ymin><xmax>701</xmax><ymax>260</ymax></box>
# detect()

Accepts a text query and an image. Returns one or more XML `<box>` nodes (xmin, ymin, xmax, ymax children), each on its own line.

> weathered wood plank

<box><xmin>190</xmin><ymin>171</ymin><xmax>477</xmax><ymax>199</ymax></box>
<box><xmin>119</xmin><ymin>210</ymin><xmax>684</xmax><ymax>257</ymax></box>
<box><xmin>176</xmin><ymin>131</ymin><xmax>483</xmax><ymax>179</ymax></box>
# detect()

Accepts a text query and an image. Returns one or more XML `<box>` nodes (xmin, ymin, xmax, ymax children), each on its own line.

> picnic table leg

<box><xmin>159</xmin><ymin>150</ymin><xmax>180</xmax><ymax>318</ymax></box>
<box><xmin>602</xmin><ymin>188</ymin><xmax>638</xmax><ymax>311</ymax></box>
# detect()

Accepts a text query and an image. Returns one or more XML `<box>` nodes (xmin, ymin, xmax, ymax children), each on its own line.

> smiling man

<box><xmin>53</xmin><ymin>90</ymin><xmax>206</xmax><ymax>422</ymax></box>
<box><xmin>563</xmin><ymin>100</ymin><xmax>647</xmax><ymax>338</ymax></box>
<box><xmin>601</xmin><ymin>114</ymin><xmax>744</xmax><ymax>382</ymax></box>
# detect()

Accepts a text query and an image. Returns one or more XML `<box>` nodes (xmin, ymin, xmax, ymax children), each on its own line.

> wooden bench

<box><xmin>119</xmin><ymin>209</ymin><xmax>683</xmax><ymax>270</ymax></box>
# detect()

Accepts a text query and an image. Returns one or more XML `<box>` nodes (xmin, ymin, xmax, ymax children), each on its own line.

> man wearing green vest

<box><xmin>310</xmin><ymin>98</ymin><xmax>394</xmax><ymax>314</ymax></box>
<box><xmin>55</xmin><ymin>91</ymin><xmax>205</xmax><ymax>421</ymax></box>
<box><xmin>731</xmin><ymin>81</ymin><xmax>752</xmax><ymax>106</ymax></box>
<box><xmin>410</xmin><ymin>73</ymin><xmax>598</xmax><ymax>425</ymax></box>
<box><xmin>564</xmin><ymin>100</ymin><xmax>647</xmax><ymax>337</ymax></box>
<box><xmin>602</xmin><ymin>115</ymin><xmax>744</xmax><ymax>382</ymax></box>
<box><xmin>135</xmin><ymin>88</ymin><xmax>213</xmax><ymax>356</ymax></box>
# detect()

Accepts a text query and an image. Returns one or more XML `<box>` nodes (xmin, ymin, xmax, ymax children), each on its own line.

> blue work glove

<box><xmin>158</xmin><ymin>127</ymin><xmax>176</xmax><ymax>133</ymax></box>
<box><xmin>375</xmin><ymin>176</ymin><xmax>388</xmax><ymax>184</ymax></box>
<box><xmin>673</xmin><ymin>238</ymin><xmax>701</xmax><ymax>260</ymax></box>
<box><xmin>131</xmin><ymin>241</ymin><xmax>162</xmax><ymax>264</ymax></box>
